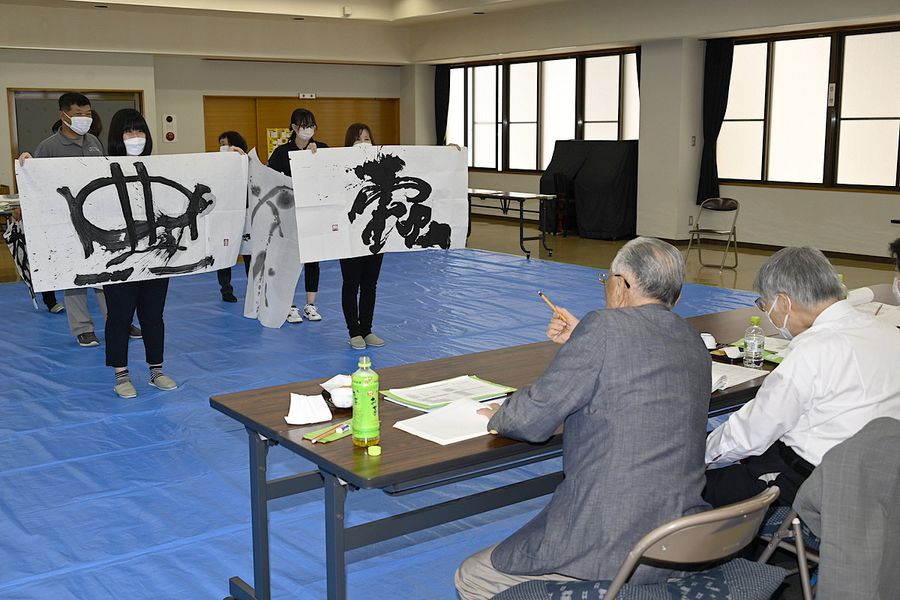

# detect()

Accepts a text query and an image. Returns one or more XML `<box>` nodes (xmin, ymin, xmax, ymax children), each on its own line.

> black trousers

<box><xmin>703</xmin><ymin>440</ymin><xmax>815</xmax><ymax>507</ymax></box>
<box><xmin>305</xmin><ymin>261</ymin><xmax>320</xmax><ymax>294</ymax></box>
<box><xmin>339</xmin><ymin>254</ymin><xmax>384</xmax><ymax>338</ymax></box>
<box><xmin>217</xmin><ymin>255</ymin><xmax>251</xmax><ymax>295</ymax></box>
<box><xmin>104</xmin><ymin>278</ymin><xmax>169</xmax><ymax>368</ymax></box>
<box><xmin>41</xmin><ymin>290</ymin><xmax>58</xmax><ymax>309</ymax></box>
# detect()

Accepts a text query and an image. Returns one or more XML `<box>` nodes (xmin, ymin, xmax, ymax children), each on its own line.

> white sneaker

<box><xmin>303</xmin><ymin>304</ymin><xmax>322</xmax><ymax>321</ymax></box>
<box><xmin>286</xmin><ymin>305</ymin><xmax>303</xmax><ymax>323</ymax></box>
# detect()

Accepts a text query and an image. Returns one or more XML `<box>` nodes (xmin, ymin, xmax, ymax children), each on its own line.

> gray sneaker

<box><xmin>77</xmin><ymin>332</ymin><xmax>100</xmax><ymax>347</ymax></box>
<box><xmin>114</xmin><ymin>379</ymin><xmax>137</xmax><ymax>399</ymax></box>
<box><xmin>364</xmin><ymin>333</ymin><xmax>385</xmax><ymax>347</ymax></box>
<box><xmin>348</xmin><ymin>336</ymin><xmax>366</xmax><ymax>350</ymax></box>
<box><xmin>129</xmin><ymin>325</ymin><xmax>142</xmax><ymax>339</ymax></box>
<box><xmin>149</xmin><ymin>374</ymin><xmax>178</xmax><ymax>391</ymax></box>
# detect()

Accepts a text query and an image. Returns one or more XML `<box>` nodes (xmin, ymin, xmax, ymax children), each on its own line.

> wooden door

<box><xmin>202</xmin><ymin>96</ymin><xmax>258</xmax><ymax>155</ymax></box>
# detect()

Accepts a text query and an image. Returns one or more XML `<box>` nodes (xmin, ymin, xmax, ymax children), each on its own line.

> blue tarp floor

<box><xmin>0</xmin><ymin>249</ymin><xmax>755</xmax><ymax>599</ymax></box>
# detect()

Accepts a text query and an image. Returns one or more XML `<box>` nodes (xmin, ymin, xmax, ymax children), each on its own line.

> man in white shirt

<box><xmin>704</xmin><ymin>246</ymin><xmax>900</xmax><ymax>506</ymax></box>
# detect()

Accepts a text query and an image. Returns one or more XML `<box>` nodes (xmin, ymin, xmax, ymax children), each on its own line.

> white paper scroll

<box><xmin>243</xmin><ymin>152</ymin><xmax>303</xmax><ymax>328</ymax></box>
<box><xmin>15</xmin><ymin>152</ymin><xmax>248</xmax><ymax>292</ymax></box>
<box><xmin>289</xmin><ymin>145</ymin><xmax>468</xmax><ymax>263</ymax></box>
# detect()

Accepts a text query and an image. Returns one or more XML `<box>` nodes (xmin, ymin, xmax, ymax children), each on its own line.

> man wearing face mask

<box><xmin>704</xmin><ymin>246</ymin><xmax>900</xmax><ymax>507</ymax></box>
<box><xmin>18</xmin><ymin>92</ymin><xmax>112</xmax><ymax>348</ymax></box>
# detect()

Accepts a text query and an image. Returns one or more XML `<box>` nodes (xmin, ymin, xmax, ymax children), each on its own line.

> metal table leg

<box><xmin>249</xmin><ymin>431</ymin><xmax>273</xmax><ymax>600</ymax></box>
<box><xmin>539</xmin><ymin>198</ymin><xmax>553</xmax><ymax>255</ymax></box>
<box><xmin>518</xmin><ymin>200</ymin><xmax>530</xmax><ymax>259</ymax></box>
<box><xmin>324</xmin><ymin>472</ymin><xmax>349</xmax><ymax>600</ymax></box>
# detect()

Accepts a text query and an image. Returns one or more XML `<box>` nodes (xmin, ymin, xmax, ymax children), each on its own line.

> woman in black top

<box><xmin>104</xmin><ymin>109</ymin><xmax>176</xmax><ymax>398</ymax></box>
<box><xmin>267</xmin><ymin>108</ymin><xmax>327</xmax><ymax>323</ymax></box>
<box><xmin>340</xmin><ymin>123</ymin><xmax>386</xmax><ymax>350</ymax></box>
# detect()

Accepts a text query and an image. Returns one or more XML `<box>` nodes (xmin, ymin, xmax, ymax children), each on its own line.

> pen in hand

<box><xmin>538</xmin><ymin>291</ymin><xmax>568</xmax><ymax>324</ymax></box>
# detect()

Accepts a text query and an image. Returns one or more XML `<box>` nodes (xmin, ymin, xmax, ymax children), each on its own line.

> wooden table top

<box><xmin>467</xmin><ymin>188</ymin><xmax>556</xmax><ymax>200</ymax></box>
<box><xmin>211</xmin><ymin>306</ymin><xmax>776</xmax><ymax>490</ymax></box>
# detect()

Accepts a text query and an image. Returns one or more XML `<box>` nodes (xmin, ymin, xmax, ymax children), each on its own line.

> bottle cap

<box><xmin>750</xmin><ymin>316</ymin><xmax>761</xmax><ymax>326</ymax></box>
<box><xmin>358</xmin><ymin>356</ymin><xmax>371</xmax><ymax>368</ymax></box>
<box><xmin>367</xmin><ymin>445</ymin><xmax>382</xmax><ymax>456</ymax></box>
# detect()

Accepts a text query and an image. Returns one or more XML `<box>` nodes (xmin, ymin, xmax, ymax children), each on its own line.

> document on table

<box><xmin>382</xmin><ymin>375</ymin><xmax>515</xmax><ymax>411</ymax></box>
<box><xmin>711</xmin><ymin>362</ymin><xmax>767</xmax><ymax>392</ymax></box>
<box><xmin>394</xmin><ymin>398</ymin><xmax>505</xmax><ymax>445</ymax></box>
<box><xmin>876</xmin><ymin>305</ymin><xmax>900</xmax><ymax>328</ymax></box>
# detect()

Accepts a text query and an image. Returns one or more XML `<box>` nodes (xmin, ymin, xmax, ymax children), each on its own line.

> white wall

<box><xmin>720</xmin><ymin>185</ymin><xmax>900</xmax><ymax>256</ymax></box>
<box><xmin>151</xmin><ymin>57</ymin><xmax>408</xmax><ymax>155</ymax></box>
<box><xmin>0</xmin><ymin>50</ymin><xmax>157</xmax><ymax>189</ymax></box>
<box><xmin>636</xmin><ymin>39</ymin><xmax>704</xmax><ymax>240</ymax></box>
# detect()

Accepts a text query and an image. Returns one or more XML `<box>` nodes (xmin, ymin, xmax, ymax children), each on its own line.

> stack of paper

<box><xmin>711</xmin><ymin>362</ymin><xmax>767</xmax><ymax>392</ymax></box>
<box><xmin>382</xmin><ymin>375</ymin><xmax>515</xmax><ymax>411</ymax></box>
<box><xmin>394</xmin><ymin>398</ymin><xmax>504</xmax><ymax>445</ymax></box>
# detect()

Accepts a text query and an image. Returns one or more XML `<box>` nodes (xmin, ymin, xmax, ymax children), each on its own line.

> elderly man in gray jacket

<box><xmin>454</xmin><ymin>237</ymin><xmax>711</xmax><ymax>600</ymax></box>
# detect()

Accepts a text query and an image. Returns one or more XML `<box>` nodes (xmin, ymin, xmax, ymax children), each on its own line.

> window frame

<box><xmin>448</xmin><ymin>47</ymin><xmax>640</xmax><ymax>175</ymax></box>
<box><xmin>718</xmin><ymin>23</ymin><xmax>900</xmax><ymax>193</ymax></box>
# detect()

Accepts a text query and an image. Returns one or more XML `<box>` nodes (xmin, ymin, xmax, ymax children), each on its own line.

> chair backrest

<box><xmin>605</xmin><ymin>486</ymin><xmax>780</xmax><ymax>598</ymax></box>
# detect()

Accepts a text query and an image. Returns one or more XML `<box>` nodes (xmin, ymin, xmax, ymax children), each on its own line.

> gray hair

<box><xmin>610</xmin><ymin>237</ymin><xmax>684</xmax><ymax>307</ymax></box>
<box><xmin>753</xmin><ymin>247</ymin><xmax>844</xmax><ymax>307</ymax></box>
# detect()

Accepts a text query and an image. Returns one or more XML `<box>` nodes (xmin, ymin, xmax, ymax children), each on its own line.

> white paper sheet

<box><xmin>382</xmin><ymin>375</ymin><xmax>515</xmax><ymax>411</ymax></box>
<box><xmin>290</xmin><ymin>145</ymin><xmax>468</xmax><ymax>263</ymax></box>
<box><xmin>711</xmin><ymin>362</ymin><xmax>767</xmax><ymax>392</ymax></box>
<box><xmin>16</xmin><ymin>153</ymin><xmax>247</xmax><ymax>292</ymax></box>
<box><xmin>393</xmin><ymin>398</ymin><xmax>504</xmax><ymax>445</ymax></box>
<box><xmin>285</xmin><ymin>393</ymin><xmax>332</xmax><ymax>425</ymax></box>
<box><xmin>243</xmin><ymin>152</ymin><xmax>303</xmax><ymax>328</ymax></box>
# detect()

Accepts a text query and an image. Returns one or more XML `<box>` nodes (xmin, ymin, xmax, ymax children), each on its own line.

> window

<box><xmin>718</xmin><ymin>26</ymin><xmax>900</xmax><ymax>190</ymax></box>
<box><xmin>446</xmin><ymin>50</ymin><xmax>640</xmax><ymax>172</ymax></box>
<box><xmin>837</xmin><ymin>30</ymin><xmax>900</xmax><ymax>186</ymax></box>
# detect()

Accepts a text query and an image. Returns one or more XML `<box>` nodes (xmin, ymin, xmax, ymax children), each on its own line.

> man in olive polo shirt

<box><xmin>19</xmin><ymin>92</ymin><xmax>118</xmax><ymax>347</ymax></box>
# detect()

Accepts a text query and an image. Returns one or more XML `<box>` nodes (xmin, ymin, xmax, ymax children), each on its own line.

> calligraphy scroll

<box><xmin>15</xmin><ymin>153</ymin><xmax>247</xmax><ymax>292</ymax></box>
<box><xmin>289</xmin><ymin>146</ymin><xmax>468</xmax><ymax>263</ymax></box>
<box><xmin>243</xmin><ymin>152</ymin><xmax>303</xmax><ymax>328</ymax></box>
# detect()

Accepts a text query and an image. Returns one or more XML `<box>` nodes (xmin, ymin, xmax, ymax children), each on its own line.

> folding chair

<box><xmin>685</xmin><ymin>197</ymin><xmax>740</xmax><ymax>271</ymax></box>
<box><xmin>493</xmin><ymin>486</ymin><xmax>786</xmax><ymax>600</ymax></box>
<box><xmin>757</xmin><ymin>506</ymin><xmax>817</xmax><ymax>600</ymax></box>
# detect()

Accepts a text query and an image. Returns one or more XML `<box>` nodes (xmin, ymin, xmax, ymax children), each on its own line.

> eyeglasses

<box><xmin>598</xmin><ymin>272</ymin><xmax>631</xmax><ymax>288</ymax></box>
<box><xmin>754</xmin><ymin>297</ymin><xmax>768</xmax><ymax>312</ymax></box>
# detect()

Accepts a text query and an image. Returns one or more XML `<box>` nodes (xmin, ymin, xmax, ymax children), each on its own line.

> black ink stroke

<box><xmin>56</xmin><ymin>161</ymin><xmax>218</xmax><ymax>284</ymax></box>
<box><xmin>74</xmin><ymin>268</ymin><xmax>134</xmax><ymax>286</ymax></box>
<box><xmin>249</xmin><ymin>184</ymin><xmax>293</xmax><ymax>309</ymax></box>
<box><xmin>347</xmin><ymin>152</ymin><xmax>450</xmax><ymax>254</ymax></box>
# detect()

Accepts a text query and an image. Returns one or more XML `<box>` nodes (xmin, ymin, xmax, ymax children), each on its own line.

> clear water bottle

<box><xmin>351</xmin><ymin>356</ymin><xmax>380</xmax><ymax>448</ymax></box>
<box><xmin>743</xmin><ymin>316</ymin><xmax>765</xmax><ymax>369</ymax></box>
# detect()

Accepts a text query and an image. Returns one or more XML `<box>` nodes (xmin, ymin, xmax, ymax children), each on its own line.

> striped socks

<box><xmin>149</xmin><ymin>364</ymin><xmax>164</xmax><ymax>383</ymax></box>
<box><xmin>115</xmin><ymin>369</ymin><xmax>130</xmax><ymax>384</ymax></box>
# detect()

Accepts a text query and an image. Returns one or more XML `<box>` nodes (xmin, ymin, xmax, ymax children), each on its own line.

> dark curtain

<box><xmin>434</xmin><ymin>65</ymin><xmax>451</xmax><ymax>146</ymax></box>
<box><xmin>696</xmin><ymin>38</ymin><xmax>734</xmax><ymax>204</ymax></box>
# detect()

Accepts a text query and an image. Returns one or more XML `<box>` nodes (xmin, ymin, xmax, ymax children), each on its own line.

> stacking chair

<box><xmin>493</xmin><ymin>486</ymin><xmax>786</xmax><ymax>600</ymax></box>
<box><xmin>685</xmin><ymin>197</ymin><xmax>740</xmax><ymax>271</ymax></box>
<box><xmin>757</xmin><ymin>506</ymin><xmax>817</xmax><ymax>600</ymax></box>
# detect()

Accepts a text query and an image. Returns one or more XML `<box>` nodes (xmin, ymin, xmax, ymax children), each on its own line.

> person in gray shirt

<box><xmin>18</xmin><ymin>92</ymin><xmax>139</xmax><ymax>347</ymax></box>
<box><xmin>455</xmin><ymin>237</ymin><xmax>711</xmax><ymax>600</ymax></box>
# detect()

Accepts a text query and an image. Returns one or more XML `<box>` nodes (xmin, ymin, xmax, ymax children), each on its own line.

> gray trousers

<box><xmin>64</xmin><ymin>287</ymin><xmax>107</xmax><ymax>336</ymax></box>
<box><xmin>454</xmin><ymin>545</ymin><xmax>580</xmax><ymax>600</ymax></box>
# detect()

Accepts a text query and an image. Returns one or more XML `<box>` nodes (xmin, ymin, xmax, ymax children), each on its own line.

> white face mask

<box><xmin>892</xmin><ymin>276</ymin><xmax>900</xmax><ymax>304</ymax></box>
<box><xmin>353</xmin><ymin>140</ymin><xmax>371</xmax><ymax>146</ymax></box>
<box><xmin>124</xmin><ymin>137</ymin><xmax>146</xmax><ymax>156</ymax></box>
<box><xmin>219</xmin><ymin>145</ymin><xmax>231</xmax><ymax>152</ymax></box>
<box><xmin>296</xmin><ymin>127</ymin><xmax>314</xmax><ymax>142</ymax></box>
<box><xmin>65</xmin><ymin>113</ymin><xmax>93</xmax><ymax>136</ymax></box>
<box><xmin>765</xmin><ymin>295</ymin><xmax>794</xmax><ymax>340</ymax></box>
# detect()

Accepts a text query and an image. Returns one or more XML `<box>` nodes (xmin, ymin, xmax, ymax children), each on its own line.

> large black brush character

<box><xmin>57</xmin><ymin>161</ymin><xmax>217</xmax><ymax>284</ymax></box>
<box><xmin>347</xmin><ymin>152</ymin><xmax>450</xmax><ymax>253</ymax></box>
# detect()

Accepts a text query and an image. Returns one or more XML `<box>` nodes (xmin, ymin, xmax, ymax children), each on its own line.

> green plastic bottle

<box><xmin>351</xmin><ymin>356</ymin><xmax>380</xmax><ymax>447</ymax></box>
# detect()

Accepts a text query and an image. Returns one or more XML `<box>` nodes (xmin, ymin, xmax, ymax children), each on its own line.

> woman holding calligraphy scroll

<box><xmin>103</xmin><ymin>109</ymin><xmax>177</xmax><ymax>399</ymax></box>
